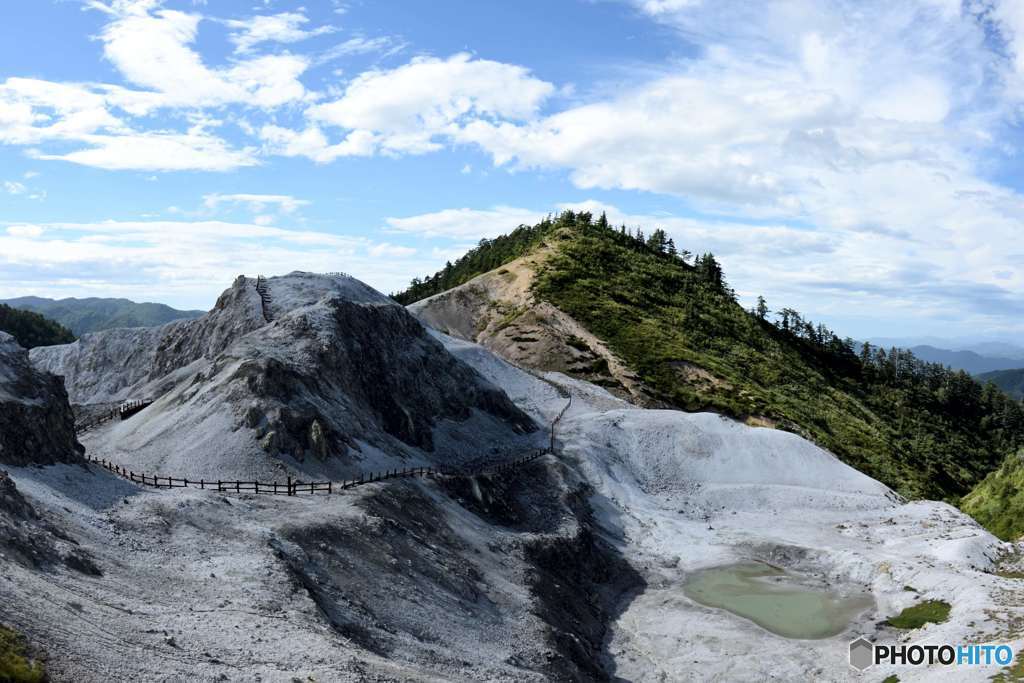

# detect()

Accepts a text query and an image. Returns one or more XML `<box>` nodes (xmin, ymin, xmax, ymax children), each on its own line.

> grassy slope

<box><xmin>398</xmin><ymin>214</ymin><xmax>1023</xmax><ymax>502</ymax></box>
<box><xmin>0</xmin><ymin>625</ymin><xmax>45</xmax><ymax>682</ymax></box>
<box><xmin>532</xmin><ymin>228</ymin><xmax>998</xmax><ymax>500</ymax></box>
<box><xmin>961</xmin><ymin>451</ymin><xmax>1024</xmax><ymax>540</ymax></box>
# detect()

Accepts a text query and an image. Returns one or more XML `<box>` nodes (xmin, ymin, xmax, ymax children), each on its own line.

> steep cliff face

<box><xmin>31</xmin><ymin>273</ymin><xmax>538</xmax><ymax>479</ymax></box>
<box><xmin>0</xmin><ymin>332</ymin><xmax>82</xmax><ymax>466</ymax></box>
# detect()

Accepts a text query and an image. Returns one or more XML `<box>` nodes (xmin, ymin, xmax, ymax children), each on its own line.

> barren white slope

<box><xmin>1</xmin><ymin>461</ymin><xmax>592</xmax><ymax>682</ymax></box>
<box><xmin>437</xmin><ymin>331</ymin><xmax>1024</xmax><ymax>682</ymax></box>
<box><xmin>4</xmin><ymin>324</ymin><xmax>1021</xmax><ymax>682</ymax></box>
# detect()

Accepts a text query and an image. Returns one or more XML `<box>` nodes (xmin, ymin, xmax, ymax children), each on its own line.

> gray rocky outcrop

<box><xmin>0</xmin><ymin>332</ymin><xmax>83</xmax><ymax>466</ymax></box>
<box><xmin>29</xmin><ymin>273</ymin><xmax>537</xmax><ymax>478</ymax></box>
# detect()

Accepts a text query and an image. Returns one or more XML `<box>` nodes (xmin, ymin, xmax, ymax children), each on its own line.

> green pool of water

<box><xmin>682</xmin><ymin>562</ymin><xmax>874</xmax><ymax>639</ymax></box>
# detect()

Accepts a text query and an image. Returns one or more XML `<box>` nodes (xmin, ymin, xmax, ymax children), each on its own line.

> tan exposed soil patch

<box><xmin>409</xmin><ymin>252</ymin><xmax>651</xmax><ymax>404</ymax></box>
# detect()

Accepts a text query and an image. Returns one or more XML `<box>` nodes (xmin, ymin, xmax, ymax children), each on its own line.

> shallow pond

<box><xmin>682</xmin><ymin>562</ymin><xmax>874</xmax><ymax>639</ymax></box>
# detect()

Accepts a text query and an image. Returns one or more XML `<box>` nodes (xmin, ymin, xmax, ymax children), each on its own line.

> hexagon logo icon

<box><xmin>849</xmin><ymin>636</ymin><xmax>874</xmax><ymax>671</ymax></box>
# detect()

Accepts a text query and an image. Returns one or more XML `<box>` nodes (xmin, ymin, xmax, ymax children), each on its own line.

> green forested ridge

<box><xmin>396</xmin><ymin>211</ymin><xmax>1024</xmax><ymax>501</ymax></box>
<box><xmin>960</xmin><ymin>451</ymin><xmax>1024</xmax><ymax>540</ymax></box>
<box><xmin>0</xmin><ymin>296</ymin><xmax>204</xmax><ymax>336</ymax></box>
<box><xmin>978</xmin><ymin>368</ymin><xmax>1024</xmax><ymax>401</ymax></box>
<box><xmin>0</xmin><ymin>303</ymin><xmax>75</xmax><ymax>349</ymax></box>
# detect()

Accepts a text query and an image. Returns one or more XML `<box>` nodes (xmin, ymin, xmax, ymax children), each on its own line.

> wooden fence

<box><xmin>550</xmin><ymin>393</ymin><xmax>572</xmax><ymax>450</ymax></box>
<box><xmin>75</xmin><ymin>399</ymin><xmax>154</xmax><ymax>435</ymax></box>
<box><xmin>79</xmin><ymin>354</ymin><xmax>573</xmax><ymax>499</ymax></box>
<box><xmin>85</xmin><ymin>447</ymin><xmax>551</xmax><ymax>497</ymax></box>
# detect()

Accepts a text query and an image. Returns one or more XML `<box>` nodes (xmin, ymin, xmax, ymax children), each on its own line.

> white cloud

<box><xmin>224</xmin><ymin>11</ymin><xmax>334</xmax><ymax>54</ymax></box>
<box><xmin>3</xmin><ymin>181</ymin><xmax>26</xmax><ymax>195</ymax></box>
<box><xmin>385</xmin><ymin>0</ymin><xmax>1024</xmax><ymax>336</ymax></box>
<box><xmin>94</xmin><ymin>1</ymin><xmax>311</xmax><ymax>112</ymax></box>
<box><xmin>0</xmin><ymin>77</ymin><xmax>124</xmax><ymax>145</ymax></box>
<box><xmin>6</xmin><ymin>225</ymin><xmax>42</xmax><ymax>238</ymax></box>
<box><xmin>368</xmin><ymin>242</ymin><xmax>417</xmax><ymax>258</ymax></box>
<box><xmin>202</xmin><ymin>193</ymin><xmax>310</xmax><ymax>214</ymax></box>
<box><xmin>990</xmin><ymin>0</ymin><xmax>1024</xmax><ymax>75</ymax></box>
<box><xmin>384</xmin><ymin>206</ymin><xmax>546</xmax><ymax>239</ymax></box>
<box><xmin>0</xmin><ymin>0</ymin><xmax>311</xmax><ymax>171</ymax></box>
<box><xmin>259</xmin><ymin>124</ymin><xmax>377</xmax><ymax>163</ymax></box>
<box><xmin>316</xmin><ymin>36</ymin><xmax>406</xmax><ymax>64</ymax></box>
<box><xmin>639</xmin><ymin>0</ymin><xmax>701</xmax><ymax>15</ymax></box>
<box><xmin>34</xmin><ymin>128</ymin><xmax>257</xmax><ymax>171</ymax></box>
<box><xmin>306</xmin><ymin>53</ymin><xmax>555</xmax><ymax>156</ymax></box>
<box><xmin>449</xmin><ymin>1</ymin><xmax>1005</xmax><ymax>221</ymax></box>
<box><xmin>0</xmin><ymin>219</ymin><xmax>434</xmax><ymax>307</ymax></box>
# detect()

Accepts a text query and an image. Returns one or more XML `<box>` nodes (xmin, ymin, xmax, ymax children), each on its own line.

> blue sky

<box><xmin>1</xmin><ymin>0</ymin><xmax>1024</xmax><ymax>341</ymax></box>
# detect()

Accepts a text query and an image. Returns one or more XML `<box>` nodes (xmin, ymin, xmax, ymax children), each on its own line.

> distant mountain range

<box><xmin>869</xmin><ymin>337</ymin><xmax>1024</xmax><ymax>359</ymax></box>
<box><xmin>1</xmin><ymin>296</ymin><xmax>204</xmax><ymax>336</ymax></box>
<box><xmin>902</xmin><ymin>345</ymin><xmax>1023</xmax><ymax>375</ymax></box>
<box><xmin>977</xmin><ymin>369</ymin><xmax>1024</xmax><ymax>400</ymax></box>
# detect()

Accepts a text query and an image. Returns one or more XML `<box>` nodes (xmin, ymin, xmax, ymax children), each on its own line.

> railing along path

<box><xmin>86</xmin><ymin>448</ymin><xmax>552</xmax><ymax>496</ymax></box>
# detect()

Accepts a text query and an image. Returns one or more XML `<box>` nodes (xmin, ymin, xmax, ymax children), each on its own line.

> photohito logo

<box><xmin>849</xmin><ymin>637</ymin><xmax>1014</xmax><ymax>671</ymax></box>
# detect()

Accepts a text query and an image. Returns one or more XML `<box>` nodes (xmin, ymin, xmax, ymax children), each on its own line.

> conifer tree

<box><xmin>755</xmin><ymin>296</ymin><xmax>769</xmax><ymax>320</ymax></box>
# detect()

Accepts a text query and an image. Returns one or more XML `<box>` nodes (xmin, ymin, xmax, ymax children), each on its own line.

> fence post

<box><xmin>236</xmin><ymin>481</ymin><xmax>240</xmax><ymax>493</ymax></box>
<box><xmin>287</xmin><ymin>476</ymin><xmax>292</xmax><ymax>497</ymax></box>
<box><xmin>217</xmin><ymin>480</ymin><xmax>222</xmax><ymax>492</ymax></box>
<box><xmin>328</xmin><ymin>481</ymin><xmax>332</xmax><ymax>494</ymax></box>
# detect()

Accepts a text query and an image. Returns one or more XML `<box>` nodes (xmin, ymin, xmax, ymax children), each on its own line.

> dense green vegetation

<box><xmin>397</xmin><ymin>211</ymin><xmax>1024</xmax><ymax>501</ymax></box>
<box><xmin>885</xmin><ymin>600</ymin><xmax>951</xmax><ymax>629</ymax></box>
<box><xmin>1</xmin><ymin>296</ymin><xmax>203</xmax><ymax>335</ymax></box>
<box><xmin>960</xmin><ymin>451</ymin><xmax>1024</xmax><ymax>540</ymax></box>
<box><xmin>0</xmin><ymin>625</ymin><xmax>45</xmax><ymax>683</ymax></box>
<box><xmin>978</xmin><ymin>368</ymin><xmax>1024</xmax><ymax>401</ymax></box>
<box><xmin>0</xmin><ymin>303</ymin><xmax>75</xmax><ymax>349</ymax></box>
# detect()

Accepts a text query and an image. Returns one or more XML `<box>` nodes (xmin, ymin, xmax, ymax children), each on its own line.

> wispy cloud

<box><xmin>383</xmin><ymin>205</ymin><xmax>546</xmax><ymax>239</ymax></box>
<box><xmin>315</xmin><ymin>35</ymin><xmax>407</xmax><ymax>64</ymax></box>
<box><xmin>222</xmin><ymin>11</ymin><xmax>335</xmax><ymax>54</ymax></box>
<box><xmin>202</xmin><ymin>193</ymin><xmax>310</xmax><ymax>214</ymax></box>
<box><xmin>0</xmin><ymin>219</ymin><xmax>436</xmax><ymax>308</ymax></box>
